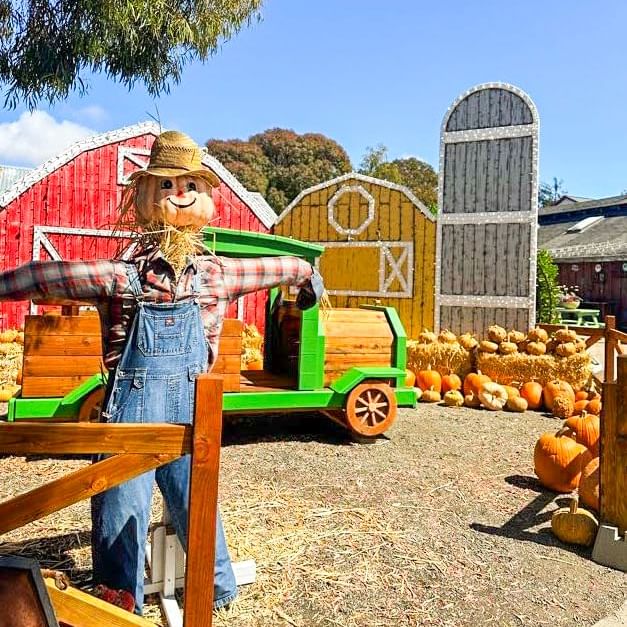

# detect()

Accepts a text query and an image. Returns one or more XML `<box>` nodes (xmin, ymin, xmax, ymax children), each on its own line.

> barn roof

<box><xmin>0</xmin><ymin>165</ymin><xmax>31</xmax><ymax>194</ymax></box>
<box><xmin>277</xmin><ymin>171</ymin><xmax>436</xmax><ymax>225</ymax></box>
<box><xmin>0</xmin><ymin>121</ymin><xmax>277</xmax><ymax>229</ymax></box>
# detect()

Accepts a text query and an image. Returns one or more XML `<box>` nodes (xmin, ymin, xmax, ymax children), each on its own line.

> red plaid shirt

<box><xmin>0</xmin><ymin>246</ymin><xmax>313</xmax><ymax>370</ymax></box>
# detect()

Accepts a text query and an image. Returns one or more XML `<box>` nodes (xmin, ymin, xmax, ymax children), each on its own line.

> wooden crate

<box><xmin>21</xmin><ymin>312</ymin><xmax>104</xmax><ymax>398</ymax></box>
<box><xmin>211</xmin><ymin>318</ymin><xmax>243</xmax><ymax>392</ymax></box>
<box><xmin>22</xmin><ymin>314</ymin><xmax>243</xmax><ymax>397</ymax></box>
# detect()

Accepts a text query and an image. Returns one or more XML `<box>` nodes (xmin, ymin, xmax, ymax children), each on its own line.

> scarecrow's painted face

<box><xmin>135</xmin><ymin>174</ymin><xmax>215</xmax><ymax>229</ymax></box>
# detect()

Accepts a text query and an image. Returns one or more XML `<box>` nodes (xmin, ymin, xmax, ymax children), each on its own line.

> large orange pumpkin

<box><xmin>135</xmin><ymin>174</ymin><xmax>216</xmax><ymax>228</ymax></box>
<box><xmin>463</xmin><ymin>371</ymin><xmax>491</xmax><ymax>397</ymax></box>
<box><xmin>520</xmin><ymin>381</ymin><xmax>543</xmax><ymax>410</ymax></box>
<box><xmin>544</xmin><ymin>380</ymin><xmax>575</xmax><ymax>412</ymax></box>
<box><xmin>534</xmin><ymin>427</ymin><xmax>593</xmax><ymax>493</ymax></box>
<box><xmin>585</xmin><ymin>398</ymin><xmax>602</xmax><ymax>415</ymax></box>
<box><xmin>565</xmin><ymin>411</ymin><xmax>600</xmax><ymax>456</ymax></box>
<box><xmin>416</xmin><ymin>366</ymin><xmax>442</xmax><ymax>393</ymax></box>
<box><xmin>441</xmin><ymin>374</ymin><xmax>462</xmax><ymax>394</ymax></box>
<box><xmin>578</xmin><ymin>457</ymin><xmax>600</xmax><ymax>512</ymax></box>
<box><xmin>573</xmin><ymin>399</ymin><xmax>588</xmax><ymax>415</ymax></box>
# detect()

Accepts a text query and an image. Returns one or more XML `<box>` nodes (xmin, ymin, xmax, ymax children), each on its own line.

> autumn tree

<box><xmin>0</xmin><ymin>0</ymin><xmax>262</xmax><ymax>108</ymax></box>
<box><xmin>207</xmin><ymin>128</ymin><xmax>352</xmax><ymax>212</ymax></box>
<box><xmin>538</xmin><ymin>177</ymin><xmax>568</xmax><ymax>207</ymax></box>
<box><xmin>359</xmin><ymin>144</ymin><xmax>438</xmax><ymax>213</ymax></box>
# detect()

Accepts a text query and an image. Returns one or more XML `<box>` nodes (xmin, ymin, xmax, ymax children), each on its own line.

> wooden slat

<box><xmin>210</xmin><ymin>353</ymin><xmax>241</xmax><ymax>375</ymax></box>
<box><xmin>219</xmin><ymin>373</ymin><xmax>240</xmax><ymax>392</ymax></box>
<box><xmin>45</xmin><ymin>578</ymin><xmax>156</xmax><ymax>627</ymax></box>
<box><xmin>322</xmin><ymin>309</ymin><xmax>387</xmax><ymax>323</ymax></box>
<box><xmin>216</xmin><ymin>336</ymin><xmax>242</xmax><ymax>355</ymax></box>
<box><xmin>23</xmin><ymin>355</ymin><xmax>104</xmax><ymax>377</ymax></box>
<box><xmin>184</xmin><ymin>375</ymin><xmax>223</xmax><ymax>627</ymax></box>
<box><xmin>24</xmin><ymin>334</ymin><xmax>103</xmax><ymax>356</ymax></box>
<box><xmin>325</xmin><ymin>337</ymin><xmax>393</xmax><ymax>353</ymax></box>
<box><xmin>221</xmin><ymin>319</ymin><xmax>243</xmax><ymax>336</ymax></box>
<box><xmin>21</xmin><ymin>375</ymin><xmax>97</xmax><ymax>398</ymax></box>
<box><xmin>25</xmin><ymin>314</ymin><xmax>101</xmax><ymax>335</ymax></box>
<box><xmin>324</xmin><ymin>354</ymin><xmax>392</xmax><ymax>368</ymax></box>
<box><xmin>323</xmin><ymin>322</ymin><xmax>393</xmax><ymax>339</ymax></box>
<box><xmin>0</xmin><ymin>423</ymin><xmax>191</xmax><ymax>455</ymax></box>
<box><xmin>0</xmin><ymin>453</ymin><xmax>177</xmax><ymax>535</ymax></box>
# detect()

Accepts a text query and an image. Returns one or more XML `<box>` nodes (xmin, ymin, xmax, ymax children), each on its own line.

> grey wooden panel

<box><xmin>473</xmin><ymin>224</ymin><xmax>485</xmax><ymax>295</ymax></box>
<box><xmin>440</xmin><ymin>306</ymin><xmax>452</xmax><ymax>332</ymax></box>
<box><xmin>461</xmin><ymin>305</ymin><xmax>473</xmax><ymax>333</ymax></box>
<box><xmin>464</xmin><ymin>142</ymin><xmax>477</xmax><ymax>213</ymax></box>
<box><xmin>451</xmin><ymin>225</ymin><xmax>464</xmax><ymax>295</ymax></box>
<box><xmin>454</xmin><ymin>143</ymin><xmax>466</xmax><ymax>214</ymax></box>
<box><xmin>495</xmin><ymin>224</ymin><xmax>509</xmax><ymax>296</ymax></box>
<box><xmin>440</xmin><ymin>225</ymin><xmax>454</xmax><ymax>294</ymax></box>
<box><xmin>442</xmin><ymin>144</ymin><xmax>456</xmax><ymax>213</ymax></box>
<box><xmin>474</xmin><ymin>141</ymin><xmax>488</xmax><ymax>214</ymax></box>
<box><xmin>483</xmin><ymin>224</ymin><xmax>497</xmax><ymax>295</ymax></box>
<box><xmin>462</xmin><ymin>224</ymin><xmax>475</xmax><ymax>295</ymax></box>
<box><xmin>446</xmin><ymin>88</ymin><xmax>533</xmax><ymax>131</ymax></box>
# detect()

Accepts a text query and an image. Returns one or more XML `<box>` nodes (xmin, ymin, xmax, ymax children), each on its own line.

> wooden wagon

<box><xmin>7</xmin><ymin>228</ymin><xmax>417</xmax><ymax>439</ymax></box>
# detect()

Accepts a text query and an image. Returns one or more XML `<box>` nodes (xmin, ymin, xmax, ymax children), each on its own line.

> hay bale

<box><xmin>476</xmin><ymin>351</ymin><xmax>591</xmax><ymax>389</ymax></box>
<box><xmin>407</xmin><ymin>341</ymin><xmax>472</xmax><ymax>378</ymax></box>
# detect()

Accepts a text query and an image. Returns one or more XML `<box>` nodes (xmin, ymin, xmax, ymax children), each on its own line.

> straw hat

<box><xmin>129</xmin><ymin>130</ymin><xmax>220</xmax><ymax>187</ymax></box>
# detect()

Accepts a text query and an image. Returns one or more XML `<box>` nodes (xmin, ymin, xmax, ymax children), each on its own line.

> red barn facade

<box><xmin>0</xmin><ymin>122</ymin><xmax>276</xmax><ymax>331</ymax></box>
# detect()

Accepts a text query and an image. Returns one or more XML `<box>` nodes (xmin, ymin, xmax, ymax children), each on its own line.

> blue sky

<box><xmin>0</xmin><ymin>0</ymin><xmax>625</xmax><ymax>199</ymax></box>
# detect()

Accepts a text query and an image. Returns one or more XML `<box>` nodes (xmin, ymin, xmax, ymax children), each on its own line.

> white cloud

<box><xmin>73</xmin><ymin>105</ymin><xmax>108</xmax><ymax>124</ymax></box>
<box><xmin>0</xmin><ymin>111</ymin><xmax>96</xmax><ymax>167</ymax></box>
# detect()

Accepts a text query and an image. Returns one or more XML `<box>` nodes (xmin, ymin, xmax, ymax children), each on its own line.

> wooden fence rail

<box><xmin>0</xmin><ymin>373</ymin><xmax>224</xmax><ymax>627</ymax></box>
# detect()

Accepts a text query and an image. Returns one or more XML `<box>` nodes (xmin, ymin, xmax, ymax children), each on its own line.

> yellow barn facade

<box><xmin>275</xmin><ymin>173</ymin><xmax>437</xmax><ymax>337</ymax></box>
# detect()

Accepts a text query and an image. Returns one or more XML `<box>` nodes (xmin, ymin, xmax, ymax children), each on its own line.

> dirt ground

<box><xmin>0</xmin><ymin>402</ymin><xmax>625</xmax><ymax>627</ymax></box>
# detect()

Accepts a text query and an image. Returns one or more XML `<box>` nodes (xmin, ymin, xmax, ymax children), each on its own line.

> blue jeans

<box><xmin>91</xmin><ymin>275</ymin><xmax>237</xmax><ymax>612</ymax></box>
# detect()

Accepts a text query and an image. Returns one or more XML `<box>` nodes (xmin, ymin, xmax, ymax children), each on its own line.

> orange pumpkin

<box><xmin>245</xmin><ymin>358</ymin><xmax>264</xmax><ymax>371</ymax></box>
<box><xmin>503</xmin><ymin>385</ymin><xmax>520</xmax><ymax>399</ymax></box>
<box><xmin>585</xmin><ymin>398</ymin><xmax>602</xmax><ymax>415</ymax></box>
<box><xmin>565</xmin><ymin>411</ymin><xmax>600</xmax><ymax>456</ymax></box>
<box><xmin>520</xmin><ymin>381</ymin><xmax>543</xmax><ymax>410</ymax></box>
<box><xmin>544</xmin><ymin>380</ymin><xmax>575</xmax><ymax>412</ymax></box>
<box><xmin>441</xmin><ymin>374</ymin><xmax>462</xmax><ymax>394</ymax></box>
<box><xmin>575</xmin><ymin>390</ymin><xmax>589</xmax><ymax>402</ymax></box>
<box><xmin>404</xmin><ymin>369</ymin><xmax>416</xmax><ymax>388</ymax></box>
<box><xmin>534</xmin><ymin>427</ymin><xmax>593</xmax><ymax>493</ymax></box>
<box><xmin>416</xmin><ymin>366</ymin><xmax>442</xmax><ymax>393</ymax></box>
<box><xmin>573</xmin><ymin>399</ymin><xmax>588</xmax><ymax>415</ymax></box>
<box><xmin>578</xmin><ymin>457</ymin><xmax>600</xmax><ymax>512</ymax></box>
<box><xmin>463</xmin><ymin>371</ymin><xmax>491</xmax><ymax>397</ymax></box>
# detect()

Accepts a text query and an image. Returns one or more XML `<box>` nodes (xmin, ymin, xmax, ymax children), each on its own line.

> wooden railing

<box><xmin>0</xmin><ymin>374</ymin><xmax>224</xmax><ymax>627</ymax></box>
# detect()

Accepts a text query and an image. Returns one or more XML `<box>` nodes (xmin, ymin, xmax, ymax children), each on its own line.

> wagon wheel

<box><xmin>345</xmin><ymin>382</ymin><xmax>397</xmax><ymax>437</ymax></box>
<box><xmin>78</xmin><ymin>386</ymin><xmax>105</xmax><ymax>422</ymax></box>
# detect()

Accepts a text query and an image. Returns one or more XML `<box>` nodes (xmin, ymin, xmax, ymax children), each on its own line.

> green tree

<box><xmin>536</xmin><ymin>249</ymin><xmax>561</xmax><ymax>323</ymax></box>
<box><xmin>0</xmin><ymin>0</ymin><xmax>262</xmax><ymax>108</ymax></box>
<box><xmin>538</xmin><ymin>177</ymin><xmax>567</xmax><ymax>207</ymax></box>
<box><xmin>206</xmin><ymin>128</ymin><xmax>352</xmax><ymax>212</ymax></box>
<box><xmin>358</xmin><ymin>145</ymin><xmax>438</xmax><ymax>213</ymax></box>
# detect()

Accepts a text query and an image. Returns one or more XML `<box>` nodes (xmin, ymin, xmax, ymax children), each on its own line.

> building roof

<box><xmin>0</xmin><ymin>165</ymin><xmax>32</xmax><ymax>194</ymax></box>
<box><xmin>0</xmin><ymin>121</ymin><xmax>277</xmax><ymax>229</ymax></box>
<box><xmin>539</xmin><ymin>193</ymin><xmax>627</xmax><ymax>217</ymax></box>
<box><xmin>277</xmin><ymin>171</ymin><xmax>435</xmax><ymax>225</ymax></box>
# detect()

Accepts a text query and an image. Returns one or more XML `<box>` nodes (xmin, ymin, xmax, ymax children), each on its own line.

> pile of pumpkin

<box><xmin>241</xmin><ymin>324</ymin><xmax>264</xmax><ymax>370</ymax></box>
<box><xmin>534</xmin><ymin>393</ymin><xmax>602</xmax><ymax>547</ymax></box>
<box><xmin>0</xmin><ymin>328</ymin><xmax>24</xmax><ymax>401</ymax></box>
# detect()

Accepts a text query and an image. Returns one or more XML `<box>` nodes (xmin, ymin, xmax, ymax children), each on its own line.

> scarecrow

<box><xmin>0</xmin><ymin>130</ymin><xmax>323</xmax><ymax>613</ymax></box>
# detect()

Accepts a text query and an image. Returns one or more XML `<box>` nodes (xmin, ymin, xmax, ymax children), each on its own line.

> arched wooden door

<box><xmin>435</xmin><ymin>83</ymin><xmax>539</xmax><ymax>335</ymax></box>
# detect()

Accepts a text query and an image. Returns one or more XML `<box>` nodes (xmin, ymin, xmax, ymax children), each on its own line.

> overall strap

<box><xmin>191</xmin><ymin>267</ymin><xmax>202</xmax><ymax>298</ymax></box>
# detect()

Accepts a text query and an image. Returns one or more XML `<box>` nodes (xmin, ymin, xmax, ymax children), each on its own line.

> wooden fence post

<box><xmin>604</xmin><ymin>315</ymin><xmax>616</xmax><ymax>383</ymax></box>
<box><xmin>183</xmin><ymin>374</ymin><xmax>224</xmax><ymax>627</ymax></box>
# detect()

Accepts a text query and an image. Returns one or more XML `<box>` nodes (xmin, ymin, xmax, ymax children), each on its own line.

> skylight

<box><xmin>566</xmin><ymin>216</ymin><xmax>604</xmax><ymax>233</ymax></box>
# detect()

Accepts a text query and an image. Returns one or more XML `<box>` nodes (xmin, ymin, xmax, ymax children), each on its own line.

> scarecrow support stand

<box><xmin>0</xmin><ymin>374</ymin><xmax>228</xmax><ymax>627</ymax></box>
<box><xmin>592</xmin><ymin>354</ymin><xmax>627</xmax><ymax>571</ymax></box>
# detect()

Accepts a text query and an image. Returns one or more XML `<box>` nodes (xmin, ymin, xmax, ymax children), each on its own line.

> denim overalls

<box><xmin>91</xmin><ymin>264</ymin><xmax>237</xmax><ymax>611</ymax></box>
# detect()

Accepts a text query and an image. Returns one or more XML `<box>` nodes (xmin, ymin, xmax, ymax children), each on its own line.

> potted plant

<box><xmin>559</xmin><ymin>285</ymin><xmax>582</xmax><ymax>309</ymax></box>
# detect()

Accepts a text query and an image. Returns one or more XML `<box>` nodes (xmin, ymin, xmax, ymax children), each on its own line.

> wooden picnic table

<box><xmin>556</xmin><ymin>307</ymin><xmax>604</xmax><ymax>328</ymax></box>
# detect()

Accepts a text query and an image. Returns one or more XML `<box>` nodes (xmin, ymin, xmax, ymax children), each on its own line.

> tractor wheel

<box><xmin>78</xmin><ymin>386</ymin><xmax>105</xmax><ymax>422</ymax></box>
<box><xmin>345</xmin><ymin>381</ymin><xmax>397</xmax><ymax>437</ymax></box>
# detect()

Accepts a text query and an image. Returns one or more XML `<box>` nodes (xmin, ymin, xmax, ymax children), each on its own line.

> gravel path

<box><xmin>0</xmin><ymin>403</ymin><xmax>625</xmax><ymax>626</ymax></box>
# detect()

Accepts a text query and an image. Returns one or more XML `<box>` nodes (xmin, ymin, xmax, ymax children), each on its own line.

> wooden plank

<box><xmin>323</xmin><ymin>322</ymin><xmax>393</xmax><ymax>339</ymax></box>
<box><xmin>0</xmin><ymin>423</ymin><xmax>191</xmax><ymax>455</ymax></box>
<box><xmin>495</xmin><ymin>224</ymin><xmax>508</xmax><ymax>296</ymax></box>
<box><xmin>0</xmin><ymin>453</ymin><xmax>177</xmax><ymax>535</ymax></box>
<box><xmin>454</xmin><ymin>143</ymin><xmax>466</xmax><ymax>214</ymax></box>
<box><xmin>322</xmin><ymin>309</ymin><xmax>387</xmax><ymax>323</ymax></box>
<box><xmin>25</xmin><ymin>314</ymin><xmax>101</xmax><ymax>336</ymax></box>
<box><xmin>325</xmin><ymin>336</ymin><xmax>393</xmax><ymax>352</ymax></box>
<box><xmin>483</xmin><ymin>224</ymin><xmax>497</xmax><ymax>296</ymax></box>
<box><xmin>46</xmin><ymin>578</ymin><xmax>156</xmax><ymax>626</ymax></box>
<box><xmin>184</xmin><ymin>375</ymin><xmax>223</xmax><ymax>627</ymax></box>
<box><xmin>442</xmin><ymin>145</ymin><xmax>455</xmax><ymax>212</ymax></box>
<box><xmin>473</xmin><ymin>225</ymin><xmax>485</xmax><ymax>295</ymax></box>
<box><xmin>219</xmin><ymin>373</ymin><xmax>240</xmax><ymax>392</ymax></box>
<box><xmin>475</xmin><ymin>141</ymin><xmax>488</xmax><ymax>213</ymax></box>
<box><xmin>24</xmin><ymin>334</ymin><xmax>103</xmax><ymax>356</ymax></box>
<box><xmin>324</xmin><ymin>354</ymin><xmax>392</xmax><ymax>368</ymax></box>
<box><xmin>23</xmin><ymin>355</ymin><xmax>103</xmax><ymax>377</ymax></box>
<box><xmin>221</xmin><ymin>319</ymin><xmax>243</xmax><ymax>336</ymax></box>
<box><xmin>440</xmin><ymin>225</ymin><xmax>454</xmax><ymax>295</ymax></box>
<box><xmin>216</xmin><ymin>336</ymin><xmax>242</xmax><ymax>355</ymax></box>
<box><xmin>451</xmin><ymin>225</ymin><xmax>464</xmax><ymax>295</ymax></box>
<box><xmin>22</xmin><ymin>375</ymin><xmax>98</xmax><ymax>398</ymax></box>
<box><xmin>210</xmin><ymin>353</ymin><xmax>241</xmax><ymax>374</ymax></box>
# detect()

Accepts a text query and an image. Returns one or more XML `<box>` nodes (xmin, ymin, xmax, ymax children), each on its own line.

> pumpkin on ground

<box><xmin>443</xmin><ymin>390</ymin><xmax>464</xmax><ymax>407</ymax></box>
<box><xmin>421</xmin><ymin>388</ymin><xmax>441</xmax><ymax>403</ymax></box>
<box><xmin>478</xmin><ymin>382</ymin><xmax>508</xmax><ymax>411</ymax></box>
<box><xmin>585</xmin><ymin>398</ymin><xmax>602</xmax><ymax>415</ymax></box>
<box><xmin>534</xmin><ymin>427</ymin><xmax>593</xmax><ymax>493</ymax></box>
<box><xmin>565</xmin><ymin>411</ymin><xmax>600</xmax><ymax>456</ymax></box>
<box><xmin>551</xmin><ymin>496</ymin><xmax>598</xmax><ymax>547</ymax></box>
<box><xmin>544</xmin><ymin>380</ymin><xmax>575</xmax><ymax>412</ymax></box>
<box><xmin>404</xmin><ymin>369</ymin><xmax>416</xmax><ymax>388</ymax></box>
<box><xmin>520</xmin><ymin>381</ymin><xmax>543</xmax><ymax>410</ymax></box>
<box><xmin>573</xmin><ymin>399</ymin><xmax>589</xmax><ymax>415</ymax></box>
<box><xmin>552</xmin><ymin>394</ymin><xmax>575</xmax><ymax>419</ymax></box>
<box><xmin>575</xmin><ymin>390</ymin><xmax>589</xmax><ymax>402</ymax></box>
<box><xmin>464</xmin><ymin>393</ymin><xmax>482</xmax><ymax>408</ymax></box>
<box><xmin>578</xmin><ymin>457</ymin><xmax>600</xmax><ymax>512</ymax></box>
<box><xmin>506</xmin><ymin>396</ymin><xmax>528</xmax><ymax>412</ymax></box>
<box><xmin>441</xmin><ymin>374</ymin><xmax>462</xmax><ymax>394</ymax></box>
<box><xmin>503</xmin><ymin>384</ymin><xmax>520</xmax><ymax>399</ymax></box>
<box><xmin>416</xmin><ymin>366</ymin><xmax>442</xmax><ymax>393</ymax></box>
<box><xmin>463</xmin><ymin>371</ymin><xmax>491</xmax><ymax>397</ymax></box>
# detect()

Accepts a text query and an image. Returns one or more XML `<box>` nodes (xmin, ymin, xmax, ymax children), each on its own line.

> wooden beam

<box><xmin>0</xmin><ymin>453</ymin><xmax>177</xmax><ymax>535</ymax></box>
<box><xmin>184</xmin><ymin>375</ymin><xmax>224</xmax><ymax>627</ymax></box>
<box><xmin>45</xmin><ymin>577</ymin><xmax>156</xmax><ymax>627</ymax></box>
<box><xmin>0</xmin><ymin>423</ymin><xmax>192</xmax><ymax>455</ymax></box>
<box><xmin>605</xmin><ymin>316</ymin><xmax>616</xmax><ymax>383</ymax></box>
